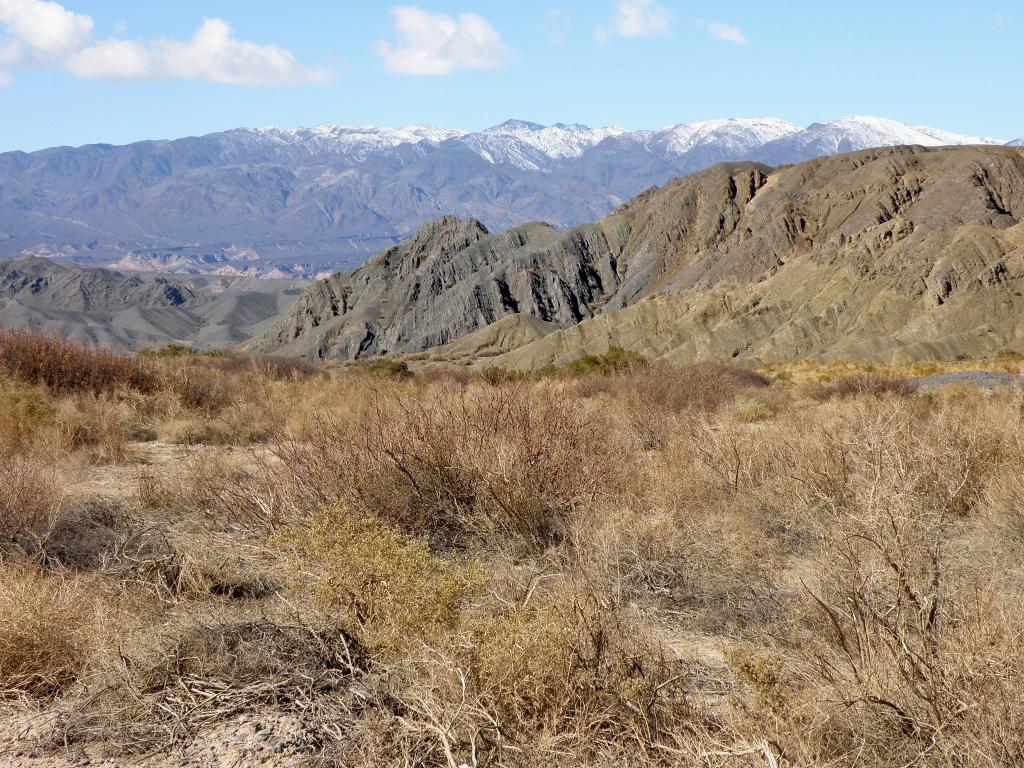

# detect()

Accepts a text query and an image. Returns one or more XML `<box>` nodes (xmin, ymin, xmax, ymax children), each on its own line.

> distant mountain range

<box><xmin>0</xmin><ymin>116</ymin><xmax>1016</xmax><ymax>277</ymax></box>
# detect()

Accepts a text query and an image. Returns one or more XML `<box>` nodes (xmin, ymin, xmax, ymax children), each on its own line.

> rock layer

<box><xmin>252</xmin><ymin>145</ymin><xmax>1024</xmax><ymax>365</ymax></box>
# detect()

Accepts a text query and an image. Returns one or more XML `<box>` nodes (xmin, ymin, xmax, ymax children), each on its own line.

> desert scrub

<box><xmin>275</xmin><ymin>381</ymin><xmax>627</xmax><ymax>553</ymax></box>
<box><xmin>0</xmin><ymin>384</ymin><xmax>55</xmax><ymax>457</ymax></box>
<box><xmin>0</xmin><ymin>328</ymin><xmax>156</xmax><ymax>395</ymax></box>
<box><xmin>464</xmin><ymin>585</ymin><xmax>688</xmax><ymax>747</ymax></box>
<box><xmin>284</xmin><ymin>505</ymin><xmax>478</xmax><ymax>656</ymax></box>
<box><xmin>0</xmin><ymin>561</ymin><xmax>114</xmax><ymax>698</ymax></box>
<box><xmin>0</xmin><ymin>455</ymin><xmax>63</xmax><ymax>554</ymax></box>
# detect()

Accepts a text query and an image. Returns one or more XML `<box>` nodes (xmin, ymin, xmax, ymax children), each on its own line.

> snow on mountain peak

<box><xmin>463</xmin><ymin>120</ymin><xmax>629</xmax><ymax>169</ymax></box>
<box><xmin>242</xmin><ymin>116</ymin><xmax>1007</xmax><ymax>169</ymax></box>
<box><xmin>802</xmin><ymin>116</ymin><xmax>1002</xmax><ymax>150</ymax></box>
<box><xmin>640</xmin><ymin>117</ymin><xmax>800</xmax><ymax>156</ymax></box>
<box><xmin>250</xmin><ymin>123</ymin><xmax>465</xmax><ymax>157</ymax></box>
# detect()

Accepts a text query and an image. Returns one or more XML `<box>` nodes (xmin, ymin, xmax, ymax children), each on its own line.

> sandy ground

<box><xmin>0</xmin><ymin>443</ymin><xmax>329</xmax><ymax>768</ymax></box>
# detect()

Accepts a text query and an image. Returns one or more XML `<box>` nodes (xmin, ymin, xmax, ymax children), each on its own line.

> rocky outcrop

<box><xmin>252</xmin><ymin>144</ymin><xmax>1024</xmax><ymax>365</ymax></box>
<box><xmin>490</xmin><ymin>145</ymin><xmax>1024</xmax><ymax>367</ymax></box>
<box><xmin>246</xmin><ymin>211</ymin><xmax>629</xmax><ymax>359</ymax></box>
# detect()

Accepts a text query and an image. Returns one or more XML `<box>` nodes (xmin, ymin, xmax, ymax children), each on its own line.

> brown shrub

<box><xmin>276</xmin><ymin>381</ymin><xmax>626</xmax><ymax>552</ymax></box>
<box><xmin>0</xmin><ymin>455</ymin><xmax>63</xmax><ymax>553</ymax></box>
<box><xmin>207</xmin><ymin>354</ymin><xmax>322</xmax><ymax>381</ymax></box>
<box><xmin>799</xmin><ymin>371</ymin><xmax>915</xmax><ymax>401</ymax></box>
<box><xmin>53</xmin><ymin>394</ymin><xmax>137</xmax><ymax>462</ymax></box>
<box><xmin>0</xmin><ymin>328</ymin><xmax>155</xmax><ymax>395</ymax></box>
<box><xmin>0</xmin><ymin>385</ymin><xmax>55</xmax><ymax>457</ymax></box>
<box><xmin>463</xmin><ymin>583</ymin><xmax>688</xmax><ymax>750</ymax></box>
<box><xmin>711</xmin><ymin>395</ymin><xmax>1022</xmax><ymax>765</ymax></box>
<box><xmin>0</xmin><ymin>561</ymin><xmax>112</xmax><ymax>698</ymax></box>
<box><xmin>155</xmin><ymin>361</ymin><xmax>236</xmax><ymax>412</ymax></box>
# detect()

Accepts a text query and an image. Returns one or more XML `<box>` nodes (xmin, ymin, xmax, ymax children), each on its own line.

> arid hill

<box><xmin>0</xmin><ymin>256</ymin><xmax>306</xmax><ymax>350</ymax></box>
<box><xmin>251</xmin><ymin>144</ymin><xmax>1024</xmax><ymax>365</ymax></box>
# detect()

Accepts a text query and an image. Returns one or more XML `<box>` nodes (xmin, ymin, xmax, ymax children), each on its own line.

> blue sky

<box><xmin>0</xmin><ymin>0</ymin><xmax>1020</xmax><ymax>152</ymax></box>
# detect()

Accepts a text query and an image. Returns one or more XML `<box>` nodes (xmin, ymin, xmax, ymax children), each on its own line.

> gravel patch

<box><xmin>912</xmin><ymin>371</ymin><xmax>1024</xmax><ymax>393</ymax></box>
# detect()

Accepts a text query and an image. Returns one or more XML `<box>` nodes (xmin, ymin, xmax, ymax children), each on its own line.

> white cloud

<box><xmin>0</xmin><ymin>69</ymin><xmax>11</xmax><ymax>86</ymax></box>
<box><xmin>159</xmin><ymin>18</ymin><xmax>331</xmax><ymax>85</ymax></box>
<box><xmin>595</xmin><ymin>0</ymin><xmax>672</xmax><ymax>42</ymax></box>
<box><xmin>0</xmin><ymin>0</ymin><xmax>92</xmax><ymax>56</ymax></box>
<box><xmin>0</xmin><ymin>0</ymin><xmax>332</xmax><ymax>85</ymax></box>
<box><xmin>541</xmin><ymin>10</ymin><xmax>569</xmax><ymax>45</ymax></box>
<box><xmin>376</xmin><ymin>6</ymin><xmax>509</xmax><ymax>75</ymax></box>
<box><xmin>65</xmin><ymin>38</ymin><xmax>152</xmax><ymax>79</ymax></box>
<box><xmin>700</xmin><ymin>20</ymin><xmax>748</xmax><ymax>46</ymax></box>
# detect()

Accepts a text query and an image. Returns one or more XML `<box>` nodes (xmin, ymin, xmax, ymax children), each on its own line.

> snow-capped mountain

<box><xmin>1008</xmin><ymin>138</ymin><xmax>1024</xmax><ymax>147</ymax></box>
<box><xmin>751</xmin><ymin>116</ymin><xmax>1002</xmax><ymax>165</ymax></box>
<box><xmin>0</xmin><ymin>115</ymin><xmax>1013</xmax><ymax>277</ymax></box>
<box><xmin>234</xmin><ymin>115</ymin><xmax>1003</xmax><ymax>173</ymax></box>
<box><xmin>638</xmin><ymin>118</ymin><xmax>800</xmax><ymax>157</ymax></box>
<box><xmin>251</xmin><ymin>123</ymin><xmax>465</xmax><ymax>158</ymax></box>
<box><xmin>453</xmin><ymin>120</ymin><xmax>627</xmax><ymax>170</ymax></box>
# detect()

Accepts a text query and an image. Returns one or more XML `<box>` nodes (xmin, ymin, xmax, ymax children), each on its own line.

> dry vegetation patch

<box><xmin>4</xmin><ymin>330</ymin><xmax>1024</xmax><ymax>766</ymax></box>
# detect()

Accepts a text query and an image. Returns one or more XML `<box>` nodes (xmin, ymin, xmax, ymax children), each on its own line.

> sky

<box><xmin>0</xmin><ymin>0</ymin><xmax>1020</xmax><ymax>152</ymax></box>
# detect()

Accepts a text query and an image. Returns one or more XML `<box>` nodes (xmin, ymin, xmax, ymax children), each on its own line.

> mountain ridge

<box><xmin>250</xmin><ymin>144</ymin><xmax>1024</xmax><ymax>366</ymax></box>
<box><xmin>0</xmin><ymin>115</ymin><xmax>1013</xmax><ymax>279</ymax></box>
<box><xmin>0</xmin><ymin>255</ymin><xmax>305</xmax><ymax>350</ymax></box>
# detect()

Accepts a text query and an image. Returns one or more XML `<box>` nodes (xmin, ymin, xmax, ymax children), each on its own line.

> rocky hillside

<box><xmin>251</xmin><ymin>145</ymin><xmax>1024</xmax><ymax>365</ymax></box>
<box><xmin>1</xmin><ymin>256</ymin><xmax>193</xmax><ymax>310</ymax></box>
<box><xmin>0</xmin><ymin>257</ymin><xmax>305</xmax><ymax>350</ymax></box>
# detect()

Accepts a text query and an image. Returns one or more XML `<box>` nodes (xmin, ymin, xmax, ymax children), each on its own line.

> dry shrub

<box><xmin>573</xmin><ymin>362</ymin><xmax>771</xmax><ymax>450</ymax></box>
<box><xmin>156</xmin><ymin>416</ymin><xmax>221</xmax><ymax>445</ymax></box>
<box><xmin>0</xmin><ymin>328</ymin><xmax>155</xmax><ymax>394</ymax></box>
<box><xmin>982</xmin><ymin>464</ymin><xmax>1024</xmax><ymax>547</ymax></box>
<box><xmin>286</xmin><ymin>505</ymin><xmax>689</xmax><ymax>763</ymax></box>
<box><xmin>278</xmin><ymin>381</ymin><xmax>626</xmax><ymax>553</ymax></box>
<box><xmin>147</xmin><ymin>451</ymin><xmax>295</xmax><ymax>531</ymax></box>
<box><xmin>147</xmin><ymin>620</ymin><xmax>360</xmax><ymax>690</ymax></box>
<box><xmin>0</xmin><ymin>384</ymin><xmax>55</xmax><ymax>457</ymax></box>
<box><xmin>155</xmin><ymin>360</ymin><xmax>236</xmax><ymax>412</ymax></box>
<box><xmin>62</xmin><ymin>617</ymin><xmax>366</xmax><ymax>753</ymax></box>
<box><xmin>53</xmin><ymin>393</ymin><xmax>137</xmax><ymax>461</ymax></box>
<box><xmin>349</xmin><ymin>578</ymin><xmax>692</xmax><ymax>765</ymax></box>
<box><xmin>463</xmin><ymin>584</ymin><xmax>688</xmax><ymax>752</ymax></box>
<box><xmin>213</xmin><ymin>392</ymin><xmax>293</xmax><ymax>444</ymax></box>
<box><xmin>148</xmin><ymin>364</ymin><xmax>292</xmax><ymax>444</ymax></box>
<box><xmin>418</xmin><ymin>366</ymin><xmax>473</xmax><ymax>386</ymax></box>
<box><xmin>799</xmin><ymin>371</ymin><xmax>915</xmax><ymax>401</ymax></box>
<box><xmin>0</xmin><ymin>454</ymin><xmax>63</xmax><ymax>553</ymax></box>
<box><xmin>714</xmin><ymin>395</ymin><xmax>1023</xmax><ymax>765</ymax></box>
<box><xmin>0</xmin><ymin>561</ymin><xmax>112</xmax><ymax>698</ymax></box>
<box><xmin>288</xmin><ymin>505</ymin><xmax>476</xmax><ymax>655</ymax></box>
<box><xmin>576</xmin><ymin>362</ymin><xmax>769</xmax><ymax>413</ymax></box>
<box><xmin>210</xmin><ymin>354</ymin><xmax>322</xmax><ymax>381</ymax></box>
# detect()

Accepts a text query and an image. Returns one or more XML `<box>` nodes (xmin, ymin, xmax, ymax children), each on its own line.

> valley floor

<box><xmin>3</xmin><ymin>331</ymin><xmax>1024</xmax><ymax>767</ymax></box>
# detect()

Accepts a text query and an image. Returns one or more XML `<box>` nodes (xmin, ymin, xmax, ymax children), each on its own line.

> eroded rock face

<box><xmin>252</xmin><ymin>145</ymin><xmax>1024</xmax><ymax>364</ymax></box>
<box><xmin>248</xmin><ymin>212</ymin><xmax>625</xmax><ymax>359</ymax></box>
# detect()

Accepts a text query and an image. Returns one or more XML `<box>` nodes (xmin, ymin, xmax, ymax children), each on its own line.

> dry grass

<box><xmin>0</xmin><ymin>561</ymin><xmax>114</xmax><ymax>699</ymax></box>
<box><xmin>3</xmin><ymin>329</ymin><xmax>1024</xmax><ymax>766</ymax></box>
